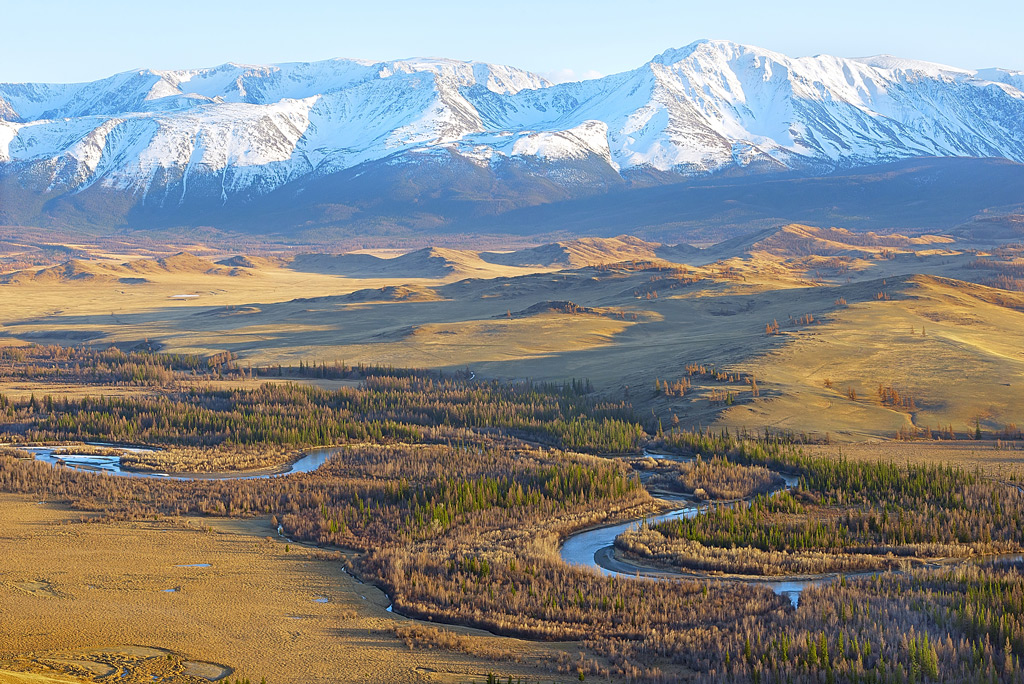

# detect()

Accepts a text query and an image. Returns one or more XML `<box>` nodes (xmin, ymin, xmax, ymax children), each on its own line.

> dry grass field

<box><xmin>3</xmin><ymin>222</ymin><xmax>1024</xmax><ymax>682</ymax></box>
<box><xmin>0</xmin><ymin>494</ymin><xmax>575</xmax><ymax>684</ymax></box>
<box><xmin>1</xmin><ymin>225</ymin><xmax>1022</xmax><ymax>441</ymax></box>
<box><xmin>0</xmin><ymin>376</ymin><xmax>359</xmax><ymax>402</ymax></box>
<box><xmin>805</xmin><ymin>440</ymin><xmax>1024</xmax><ymax>481</ymax></box>
<box><xmin>720</xmin><ymin>275</ymin><xmax>1024</xmax><ymax>440</ymax></box>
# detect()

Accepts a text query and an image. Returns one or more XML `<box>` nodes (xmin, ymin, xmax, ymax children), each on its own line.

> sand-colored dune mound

<box><xmin>718</xmin><ymin>270</ymin><xmax>1024</xmax><ymax>440</ymax></box>
<box><xmin>215</xmin><ymin>255</ymin><xmax>284</xmax><ymax>269</ymax></box>
<box><xmin>0</xmin><ymin>259</ymin><xmax>120</xmax><ymax>284</ymax></box>
<box><xmin>342</xmin><ymin>285</ymin><xmax>444</xmax><ymax>303</ymax></box>
<box><xmin>392</xmin><ymin>247</ymin><xmax>486</xmax><ymax>277</ymax></box>
<box><xmin>289</xmin><ymin>246</ymin><xmax>550</xmax><ymax>279</ymax></box>
<box><xmin>0</xmin><ymin>252</ymin><xmax>253</xmax><ymax>285</ymax></box>
<box><xmin>289</xmin><ymin>248</ymin><xmax>474</xmax><ymax>278</ymax></box>
<box><xmin>482</xmin><ymin>235</ymin><xmax>700</xmax><ymax>268</ymax></box>
<box><xmin>710</xmin><ymin>224</ymin><xmax>956</xmax><ymax>260</ymax></box>
<box><xmin>121</xmin><ymin>252</ymin><xmax>235</xmax><ymax>276</ymax></box>
<box><xmin>908</xmin><ymin>274</ymin><xmax>1024</xmax><ymax>312</ymax></box>
<box><xmin>288</xmin><ymin>252</ymin><xmax>388</xmax><ymax>276</ymax></box>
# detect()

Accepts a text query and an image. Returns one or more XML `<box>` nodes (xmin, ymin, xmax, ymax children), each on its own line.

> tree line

<box><xmin>2</xmin><ymin>357</ymin><xmax>1024</xmax><ymax>681</ymax></box>
<box><xmin>0</xmin><ymin>376</ymin><xmax>645</xmax><ymax>455</ymax></box>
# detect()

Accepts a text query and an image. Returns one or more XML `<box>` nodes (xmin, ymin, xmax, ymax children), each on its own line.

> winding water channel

<box><xmin>560</xmin><ymin>453</ymin><xmax>1024</xmax><ymax>606</ymax></box>
<box><xmin>559</xmin><ymin>454</ymin><xmax>825</xmax><ymax>605</ymax></box>
<box><xmin>22</xmin><ymin>443</ymin><xmax>337</xmax><ymax>480</ymax></box>
<box><xmin>23</xmin><ymin>443</ymin><xmax>1017</xmax><ymax>608</ymax></box>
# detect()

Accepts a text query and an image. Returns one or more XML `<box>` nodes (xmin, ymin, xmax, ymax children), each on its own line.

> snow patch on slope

<box><xmin>2</xmin><ymin>42</ymin><xmax>1023</xmax><ymax>204</ymax></box>
<box><xmin>509</xmin><ymin>120</ymin><xmax>613</xmax><ymax>164</ymax></box>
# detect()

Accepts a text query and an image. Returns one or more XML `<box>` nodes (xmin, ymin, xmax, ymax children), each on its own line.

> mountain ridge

<box><xmin>2</xmin><ymin>40</ymin><xmax>1024</xmax><ymax>236</ymax></box>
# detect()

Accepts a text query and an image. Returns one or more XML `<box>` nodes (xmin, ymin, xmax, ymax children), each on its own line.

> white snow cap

<box><xmin>0</xmin><ymin>41</ymin><xmax>1021</xmax><ymax>199</ymax></box>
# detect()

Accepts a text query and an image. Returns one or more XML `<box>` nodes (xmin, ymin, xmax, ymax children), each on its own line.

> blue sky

<box><xmin>2</xmin><ymin>0</ymin><xmax>1022</xmax><ymax>83</ymax></box>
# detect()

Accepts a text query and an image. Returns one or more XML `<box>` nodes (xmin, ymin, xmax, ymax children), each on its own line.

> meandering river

<box><xmin>560</xmin><ymin>454</ymin><xmax>863</xmax><ymax>606</ymax></box>
<box><xmin>22</xmin><ymin>443</ymin><xmax>337</xmax><ymax>480</ymax></box>
<box><xmin>560</xmin><ymin>454</ymin><xmax>1024</xmax><ymax>606</ymax></box>
<box><xmin>559</xmin><ymin>497</ymin><xmax>831</xmax><ymax>605</ymax></box>
<box><xmin>24</xmin><ymin>443</ymin><xmax>1016</xmax><ymax>607</ymax></box>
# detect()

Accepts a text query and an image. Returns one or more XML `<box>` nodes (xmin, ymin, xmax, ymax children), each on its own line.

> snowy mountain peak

<box><xmin>2</xmin><ymin>41</ymin><xmax>1023</xmax><ymax>227</ymax></box>
<box><xmin>373</xmin><ymin>58</ymin><xmax>551</xmax><ymax>94</ymax></box>
<box><xmin>653</xmin><ymin>39</ymin><xmax>805</xmax><ymax>73</ymax></box>
<box><xmin>850</xmin><ymin>54</ymin><xmax>973</xmax><ymax>76</ymax></box>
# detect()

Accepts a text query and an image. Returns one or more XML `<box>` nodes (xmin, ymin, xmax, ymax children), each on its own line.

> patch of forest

<box><xmin>623</xmin><ymin>434</ymin><xmax>1024</xmax><ymax>576</ymax></box>
<box><xmin>634</xmin><ymin>454</ymin><xmax>783</xmax><ymax>500</ymax></box>
<box><xmin>0</xmin><ymin>344</ymin><xmax>241</xmax><ymax>385</ymax></box>
<box><xmin>1</xmin><ymin>348</ymin><xmax>1022</xmax><ymax>682</ymax></box>
<box><xmin>0</xmin><ymin>375</ymin><xmax>644</xmax><ymax>456</ymax></box>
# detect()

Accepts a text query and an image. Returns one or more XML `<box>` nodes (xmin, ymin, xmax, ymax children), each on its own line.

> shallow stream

<box><xmin>22</xmin><ymin>444</ymin><xmax>337</xmax><ymax>480</ymax></box>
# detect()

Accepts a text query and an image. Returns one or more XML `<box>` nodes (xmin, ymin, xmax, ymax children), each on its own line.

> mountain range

<box><xmin>2</xmin><ymin>40</ymin><xmax>1023</xmax><ymax>239</ymax></box>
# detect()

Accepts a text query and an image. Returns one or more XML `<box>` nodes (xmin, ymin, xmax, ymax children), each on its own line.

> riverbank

<box><xmin>0</xmin><ymin>493</ymin><xmax>569</xmax><ymax>684</ymax></box>
<box><xmin>16</xmin><ymin>443</ymin><xmax>339</xmax><ymax>481</ymax></box>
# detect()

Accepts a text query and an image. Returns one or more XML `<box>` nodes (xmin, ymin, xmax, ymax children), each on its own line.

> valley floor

<box><xmin>3</xmin><ymin>226</ymin><xmax>1024</xmax><ymax>440</ymax></box>
<box><xmin>0</xmin><ymin>494</ymin><xmax>569</xmax><ymax>684</ymax></box>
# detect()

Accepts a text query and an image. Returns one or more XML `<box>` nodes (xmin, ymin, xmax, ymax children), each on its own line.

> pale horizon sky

<box><xmin>2</xmin><ymin>0</ymin><xmax>1022</xmax><ymax>84</ymax></box>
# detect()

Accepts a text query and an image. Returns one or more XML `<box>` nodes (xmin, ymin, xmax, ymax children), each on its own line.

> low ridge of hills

<box><xmin>0</xmin><ymin>227</ymin><xmax>978</xmax><ymax>285</ymax></box>
<box><xmin>0</xmin><ymin>252</ymin><xmax>237</xmax><ymax>283</ymax></box>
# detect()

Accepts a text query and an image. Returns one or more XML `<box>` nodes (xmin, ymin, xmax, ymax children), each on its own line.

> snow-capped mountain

<box><xmin>1</xmin><ymin>40</ymin><xmax>1023</xmax><ymax>232</ymax></box>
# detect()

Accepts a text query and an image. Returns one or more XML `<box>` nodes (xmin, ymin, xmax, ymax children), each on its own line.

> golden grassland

<box><xmin>0</xmin><ymin>376</ymin><xmax>359</xmax><ymax>402</ymax></box>
<box><xmin>718</xmin><ymin>275</ymin><xmax>1024</xmax><ymax>441</ymax></box>
<box><xmin>1</xmin><ymin>226</ymin><xmax>1023</xmax><ymax>440</ymax></box>
<box><xmin>0</xmin><ymin>494</ymin><xmax>577</xmax><ymax>684</ymax></box>
<box><xmin>5</xmin><ymin>227</ymin><xmax>1024</xmax><ymax>683</ymax></box>
<box><xmin>3</xmin><ymin>439</ymin><xmax>1022</xmax><ymax>683</ymax></box>
<box><xmin>2</xmin><ymin>365</ymin><xmax>1024</xmax><ymax>681</ymax></box>
<box><xmin>806</xmin><ymin>440</ymin><xmax>1024</xmax><ymax>480</ymax></box>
